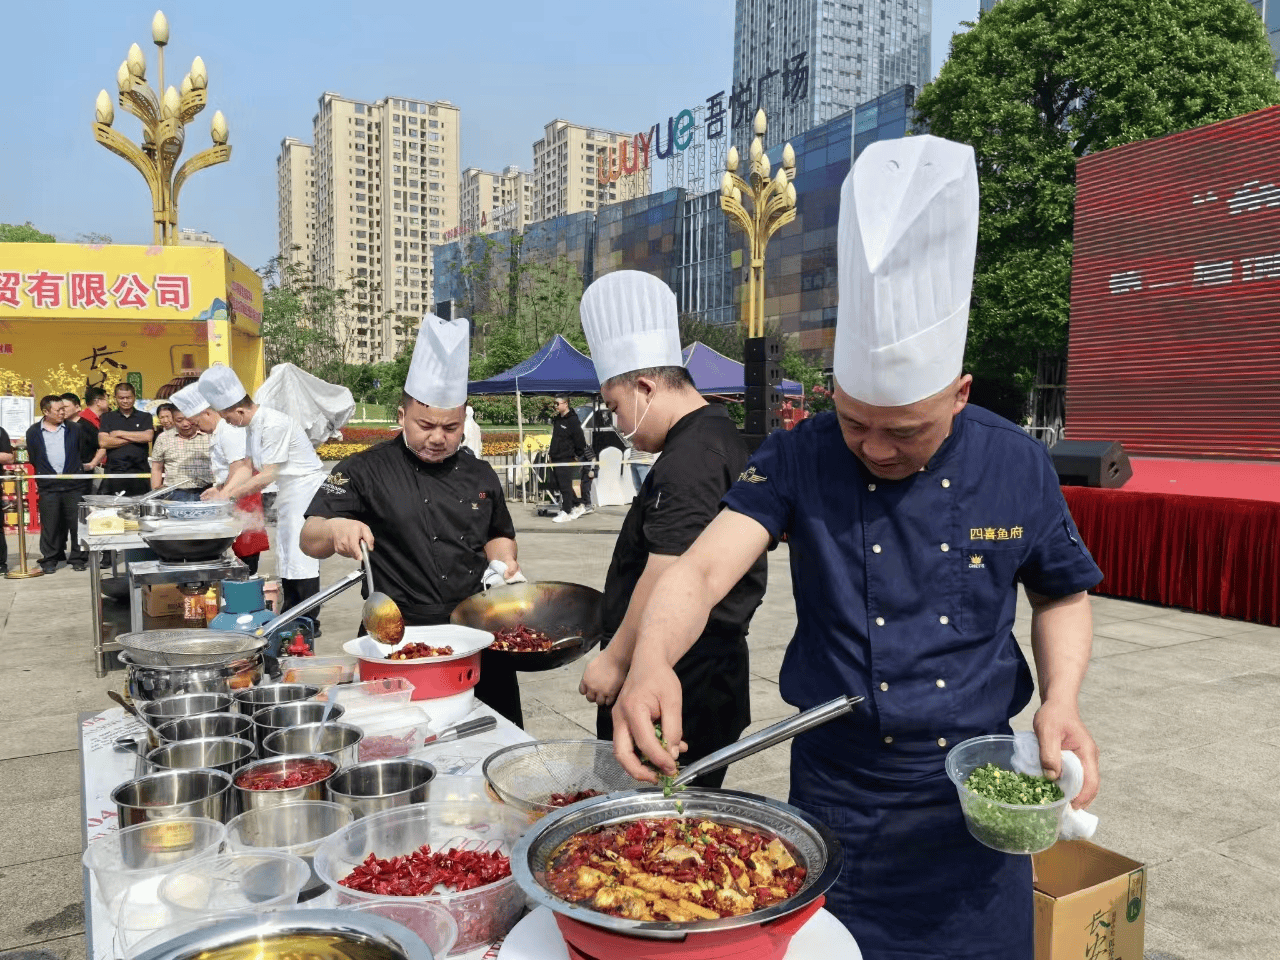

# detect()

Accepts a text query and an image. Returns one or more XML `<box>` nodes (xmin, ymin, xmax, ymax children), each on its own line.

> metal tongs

<box><xmin>666</xmin><ymin>694</ymin><xmax>865</xmax><ymax>789</ymax></box>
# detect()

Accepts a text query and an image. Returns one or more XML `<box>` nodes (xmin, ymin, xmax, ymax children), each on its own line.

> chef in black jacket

<box><xmin>301</xmin><ymin>315</ymin><xmax>526</xmax><ymax>724</ymax></box>
<box><xmin>576</xmin><ymin>271</ymin><xmax>767</xmax><ymax>787</ymax></box>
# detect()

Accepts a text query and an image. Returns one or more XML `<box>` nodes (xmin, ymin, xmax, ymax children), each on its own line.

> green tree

<box><xmin>259</xmin><ymin>252</ymin><xmax>364</xmax><ymax>382</ymax></box>
<box><xmin>0</xmin><ymin>222</ymin><xmax>56</xmax><ymax>243</ymax></box>
<box><xmin>914</xmin><ymin>0</ymin><xmax>1280</xmax><ymax>417</ymax></box>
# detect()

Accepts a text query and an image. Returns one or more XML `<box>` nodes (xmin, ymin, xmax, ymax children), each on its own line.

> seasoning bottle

<box><xmin>203</xmin><ymin>586</ymin><xmax>219</xmax><ymax>624</ymax></box>
<box><xmin>178</xmin><ymin>583</ymin><xmax>207</xmax><ymax>629</ymax></box>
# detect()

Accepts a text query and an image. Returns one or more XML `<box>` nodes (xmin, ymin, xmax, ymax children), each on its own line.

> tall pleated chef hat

<box><xmin>404</xmin><ymin>313</ymin><xmax>470</xmax><ymax>409</ymax></box>
<box><xmin>579</xmin><ymin>270</ymin><xmax>682</xmax><ymax>385</ymax></box>
<box><xmin>835</xmin><ymin>135</ymin><xmax>979</xmax><ymax>407</ymax></box>
<box><xmin>170</xmin><ymin>383</ymin><xmax>209</xmax><ymax>418</ymax></box>
<box><xmin>197</xmin><ymin>364</ymin><xmax>249</xmax><ymax>412</ymax></box>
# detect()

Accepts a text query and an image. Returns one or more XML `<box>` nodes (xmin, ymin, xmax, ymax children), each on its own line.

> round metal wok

<box><xmin>511</xmin><ymin>788</ymin><xmax>843</xmax><ymax>940</ymax></box>
<box><xmin>116</xmin><ymin>628</ymin><xmax>269</xmax><ymax>667</ymax></box>
<box><xmin>449</xmin><ymin>581</ymin><xmax>605</xmax><ymax>671</ymax></box>
<box><xmin>142</xmin><ymin>535</ymin><xmax>236</xmax><ymax>563</ymax></box>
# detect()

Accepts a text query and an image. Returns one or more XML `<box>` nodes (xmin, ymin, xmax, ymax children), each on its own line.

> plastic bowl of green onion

<box><xmin>945</xmin><ymin>734</ymin><xmax>1070</xmax><ymax>855</ymax></box>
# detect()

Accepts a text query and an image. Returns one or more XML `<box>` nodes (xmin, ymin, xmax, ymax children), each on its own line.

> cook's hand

<box><xmin>327</xmin><ymin>518</ymin><xmax>375</xmax><ymax>560</ymax></box>
<box><xmin>612</xmin><ymin>658</ymin><xmax>686</xmax><ymax>782</ymax></box>
<box><xmin>202</xmin><ymin>487</ymin><xmax>230</xmax><ymax>501</ymax></box>
<box><xmin>502</xmin><ymin>558</ymin><xmax>521</xmax><ymax>580</ymax></box>
<box><xmin>580</xmin><ymin>650</ymin><xmax>627</xmax><ymax>707</ymax></box>
<box><xmin>1034</xmin><ymin>700</ymin><xmax>1100</xmax><ymax>809</ymax></box>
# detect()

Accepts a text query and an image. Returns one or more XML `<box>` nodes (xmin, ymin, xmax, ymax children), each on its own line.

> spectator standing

<box><xmin>0</xmin><ymin>426</ymin><xmax>12</xmax><ymax>575</ymax></box>
<box><xmin>61</xmin><ymin>393</ymin><xmax>103</xmax><ymax>472</ymax></box>
<box><xmin>99</xmin><ymin>383</ymin><xmax>155</xmax><ymax>497</ymax></box>
<box><xmin>25</xmin><ymin>395</ymin><xmax>90</xmax><ymax>573</ymax></box>
<box><xmin>155</xmin><ymin>403</ymin><xmax>177</xmax><ymax>435</ymax></box>
<box><xmin>81</xmin><ymin>387</ymin><xmax>109</xmax><ymax>429</ymax></box>
<box><xmin>548</xmin><ymin>395</ymin><xmax>588</xmax><ymax>523</ymax></box>
<box><xmin>150</xmin><ymin>409</ymin><xmax>213</xmax><ymax>501</ymax></box>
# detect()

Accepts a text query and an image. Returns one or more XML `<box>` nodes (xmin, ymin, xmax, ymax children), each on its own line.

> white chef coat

<box><xmin>463</xmin><ymin>411</ymin><xmax>483</xmax><ymax>458</ymax></box>
<box><xmin>209</xmin><ymin>419</ymin><xmax>247</xmax><ymax>486</ymax></box>
<box><xmin>247</xmin><ymin>406</ymin><xmax>326</xmax><ymax>579</ymax></box>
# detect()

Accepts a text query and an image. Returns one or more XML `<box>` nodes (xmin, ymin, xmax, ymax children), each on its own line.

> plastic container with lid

<box><xmin>945</xmin><ymin>733</ymin><xmax>1071</xmax><ymax>854</ymax></box>
<box><xmin>354</xmin><ymin>706</ymin><xmax>433</xmax><ymax>762</ymax></box>
<box><xmin>315</xmin><ymin>678</ymin><xmax>415</xmax><ymax>716</ymax></box>
<box><xmin>314</xmin><ymin>800</ymin><xmax>526</xmax><ymax>954</ymax></box>
<box><xmin>280</xmin><ymin>654</ymin><xmax>359</xmax><ymax>687</ymax></box>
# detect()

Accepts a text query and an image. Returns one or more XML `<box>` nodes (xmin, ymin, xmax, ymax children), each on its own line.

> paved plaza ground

<box><xmin>0</xmin><ymin>502</ymin><xmax>1277</xmax><ymax>960</ymax></box>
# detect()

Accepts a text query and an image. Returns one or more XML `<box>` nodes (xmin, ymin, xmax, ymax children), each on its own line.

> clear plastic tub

<box><xmin>83</xmin><ymin>818</ymin><xmax>227</xmax><ymax>911</ymax></box>
<box><xmin>355</xmin><ymin>707</ymin><xmax>433</xmax><ymax>761</ymax></box>
<box><xmin>340</xmin><ymin>900</ymin><xmax>458</xmax><ymax>958</ymax></box>
<box><xmin>280</xmin><ymin>655</ymin><xmax>358</xmax><ymax>687</ymax></box>
<box><xmin>159</xmin><ymin>850</ymin><xmax>310</xmax><ymax>920</ymax></box>
<box><xmin>316</xmin><ymin>678</ymin><xmax>415</xmax><ymax>712</ymax></box>
<box><xmin>314</xmin><ymin>801</ymin><xmax>526</xmax><ymax>954</ymax></box>
<box><xmin>945</xmin><ymin>734</ymin><xmax>1070</xmax><ymax>854</ymax></box>
<box><xmin>225</xmin><ymin>801</ymin><xmax>354</xmax><ymax>900</ymax></box>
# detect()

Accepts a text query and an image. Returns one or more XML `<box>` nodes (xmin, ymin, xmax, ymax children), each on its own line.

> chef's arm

<box><xmin>1027</xmin><ymin>588</ymin><xmax>1100</xmax><ymax>808</ymax></box>
<box><xmin>301</xmin><ymin>516</ymin><xmax>375</xmax><ymax>560</ymax></box>
<box><xmin>218</xmin><ymin>460</ymin><xmax>278</xmax><ymax>501</ymax></box>
<box><xmin>149</xmin><ymin>461</ymin><xmax>165</xmax><ymax>490</ymax></box>
<box><xmin>483</xmin><ymin>537</ymin><xmax>519</xmax><ymax>577</ymax></box>
<box><xmin>613</xmin><ymin>510</ymin><xmax>772</xmax><ymax>780</ymax></box>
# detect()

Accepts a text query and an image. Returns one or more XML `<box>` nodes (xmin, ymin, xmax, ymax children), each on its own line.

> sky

<box><xmin>0</xmin><ymin>0</ymin><xmax>976</xmax><ymax>270</ymax></box>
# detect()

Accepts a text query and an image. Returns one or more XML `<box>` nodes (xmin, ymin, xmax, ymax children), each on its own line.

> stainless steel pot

<box><xmin>231</xmin><ymin>682</ymin><xmax>319</xmax><ymax>717</ymax></box>
<box><xmin>140</xmin><ymin>693</ymin><xmax>234</xmax><ymax>749</ymax></box>
<box><xmin>157</xmin><ymin>712</ymin><xmax>256</xmax><ymax>746</ymax></box>
<box><xmin>128</xmin><ymin>909</ymin><xmax>437</xmax><ymax>960</ymax></box>
<box><xmin>325</xmin><ymin>758</ymin><xmax>435</xmax><ymax>820</ymax></box>
<box><xmin>234</xmin><ymin>754</ymin><xmax>340</xmax><ymax>813</ymax></box>
<box><xmin>146</xmin><ymin>736</ymin><xmax>256</xmax><ymax>777</ymax></box>
<box><xmin>120</xmin><ymin>651</ymin><xmax>263</xmax><ymax>703</ymax></box>
<box><xmin>112</xmin><ymin>768</ymin><xmax>235</xmax><ymax>826</ymax></box>
<box><xmin>253</xmin><ymin>701</ymin><xmax>345</xmax><ymax>750</ymax></box>
<box><xmin>120</xmin><ymin>501</ymin><xmax>167</xmax><ymax>522</ymax></box>
<box><xmin>263</xmin><ymin>722</ymin><xmax>363</xmax><ymax>769</ymax></box>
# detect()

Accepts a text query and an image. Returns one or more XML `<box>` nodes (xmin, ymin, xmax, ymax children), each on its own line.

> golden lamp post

<box><xmin>92</xmin><ymin>10</ymin><xmax>231</xmax><ymax>245</ymax></box>
<box><xmin>720</xmin><ymin>109</ymin><xmax>797</xmax><ymax>338</ymax></box>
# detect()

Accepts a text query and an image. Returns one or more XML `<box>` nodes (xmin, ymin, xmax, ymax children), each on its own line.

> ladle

<box><xmin>360</xmin><ymin>542</ymin><xmax>406</xmax><ymax>645</ymax></box>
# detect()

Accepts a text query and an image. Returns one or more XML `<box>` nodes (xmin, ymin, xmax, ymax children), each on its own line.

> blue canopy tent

<box><xmin>681</xmin><ymin>342</ymin><xmax>804</xmax><ymax>397</ymax></box>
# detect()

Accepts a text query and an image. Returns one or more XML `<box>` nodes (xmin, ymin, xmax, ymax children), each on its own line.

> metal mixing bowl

<box><xmin>449</xmin><ymin>580</ymin><xmax>605</xmax><ymax>671</ymax></box>
<box><xmin>117</xmin><ymin>630</ymin><xmax>268</xmax><ymax>668</ymax></box>
<box><xmin>158</xmin><ymin>712</ymin><xmax>256</xmax><ymax>746</ymax></box>
<box><xmin>120</xmin><ymin>652</ymin><xmax>263</xmax><ymax>703</ymax></box>
<box><xmin>233</xmin><ymin>754</ymin><xmax>340</xmax><ymax>812</ymax></box>
<box><xmin>263</xmin><ymin>722</ymin><xmax>363</xmax><ymax>769</ymax></box>
<box><xmin>146</xmin><ymin>737</ymin><xmax>256</xmax><ymax>777</ymax></box>
<box><xmin>231</xmin><ymin>682</ymin><xmax>320</xmax><ymax>717</ymax></box>
<box><xmin>324</xmin><ymin>758</ymin><xmax>436</xmax><ymax>820</ymax></box>
<box><xmin>252</xmin><ymin>701</ymin><xmax>345</xmax><ymax>750</ymax></box>
<box><xmin>140</xmin><ymin>693</ymin><xmax>234</xmax><ymax>749</ymax></box>
<box><xmin>112</xmin><ymin>768</ymin><xmax>235</xmax><ymax>826</ymax></box>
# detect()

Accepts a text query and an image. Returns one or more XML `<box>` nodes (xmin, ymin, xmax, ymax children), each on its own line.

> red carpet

<box><xmin>1124</xmin><ymin>458</ymin><xmax>1280</xmax><ymax>503</ymax></box>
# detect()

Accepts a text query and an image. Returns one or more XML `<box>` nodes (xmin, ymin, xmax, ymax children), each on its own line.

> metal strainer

<box><xmin>482</xmin><ymin>740</ymin><xmax>648</xmax><ymax>820</ymax></box>
<box><xmin>115</xmin><ymin>629</ymin><xmax>268</xmax><ymax>667</ymax></box>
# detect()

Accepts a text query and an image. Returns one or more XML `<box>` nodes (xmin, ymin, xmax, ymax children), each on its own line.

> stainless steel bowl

<box><xmin>112</xmin><ymin>768</ymin><xmax>235</xmax><ymax>826</ymax></box>
<box><xmin>140</xmin><ymin>693</ymin><xmax>234</xmax><ymax>749</ymax></box>
<box><xmin>117</xmin><ymin>629</ymin><xmax>268</xmax><ymax>668</ymax></box>
<box><xmin>253</xmin><ymin>701</ymin><xmax>345</xmax><ymax>750</ymax></box>
<box><xmin>129</xmin><ymin>909</ymin><xmax>437</xmax><ymax>960</ymax></box>
<box><xmin>511</xmin><ymin>788</ymin><xmax>843</xmax><ymax>939</ymax></box>
<box><xmin>450</xmin><ymin>581</ymin><xmax>605</xmax><ymax>671</ymax></box>
<box><xmin>120</xmin><ymin>651</ymin><xmax>263</xmax><ymax>703</ymax></box>
<box><xmin>263</xmin><ymin>722</ymin><xmax>363</xmax><ymax>769</ymax></box>
<box><xmin>158</xmin><ymin>712</ymin><xmax>256</xmax><ymax>746</ymax></box>
<box><xmin>325</xmin><ymin>758</ymin><xmax>436</xmax><ymax>820</ymax></box>
<box><xmin>120</xmin><ymin>501</ymin><xmax>168</xmax><ymax>522</ymax></box>
<box><xmin>234</xmin><ymin>754</ymin><xmax>340</xmax><ymax>813</ymax></box>
<box><xmin>146</xmin><ymin>736</ymin><xmax>256</xmax><ymax>777</ymax></box>
<box><xmin>231</xmin><ymin>682</ymin><xmax>320</xmax><ymax>717</ymax></box>
<box><xmin>225</xmin><ymin>801</ymin><xmax>355</xmax><ymax>901</ymax></box>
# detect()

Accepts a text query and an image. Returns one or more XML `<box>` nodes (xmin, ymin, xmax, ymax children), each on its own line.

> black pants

<box><xmin>38</xmin><ymin>488</ymin><xmax>87</xmax><ymax>569</ymax></box>
<box><xmin>240</xmin><ymin>553</ymin><xmax>260</xmax><ymax>576</ymax></box>
<box><xmin>580</xmin><ymin>466</ymin><xmax>594</xmax><ymax>507</ymax></box>
<box><xmin>282</xmin><ymin>576</ymin><xmax>321</xmax><ymax>630</ymax></box>
<box><xmin>596</xmin><ymin>636</ymin><xmax>750</xmax><ymax>789</ymax></box>
<box><xmin>102</xmin><ymin>475</ymin><xmax>149</xmax><ymax>498</ymax></box>
<box><xmin>551</xmin><ymin>466</ymin><xmax>579</xmax><ymax>512</ymax></box>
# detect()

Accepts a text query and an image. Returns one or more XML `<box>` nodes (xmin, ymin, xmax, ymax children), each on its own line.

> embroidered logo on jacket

<box><xmin>969</xmin><ymin>554</ymin><xmax>985</xmax><ymax>569</ymax></box>
<box><xmin>969</xmin><ymin>526</ymin><xmax>1024</xmax><ymax>541</ymax></box>
<box><xmin>738</xmin><ymin>466</ymin><xmax>767</xmax><ymax>483</ymax></box>
<box><xmin>321</xmin><ymin>472</ymin><xmax>349</xmax><ymax>495</ymax></box>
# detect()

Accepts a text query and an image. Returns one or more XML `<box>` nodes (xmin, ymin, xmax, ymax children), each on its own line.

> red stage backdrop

<box><xmin>1068</xmin><ymin>106</ymin><xmax>1280</xmax><ymax>460</ymax></box>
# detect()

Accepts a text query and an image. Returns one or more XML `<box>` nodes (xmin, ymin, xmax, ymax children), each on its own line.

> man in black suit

<box><xmin>25</xmin><ymin>395</ymin><xmax>90</xmax><ymax>574</ymax></box>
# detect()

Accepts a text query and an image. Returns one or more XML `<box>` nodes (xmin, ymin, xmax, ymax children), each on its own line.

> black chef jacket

<box><xmin>305</xmin><ymin>438</ymin><xmax>523</xmax><ymax>723</ymax></box>
<box><xmin>596</xmin><ymin>404</ymin><xmax>768</xmax><ymax>785</ymax></box>
<box><xmin>99</xmin><ymin>408</ymin><xmax>154</xmax><ymax>474</ymax></box>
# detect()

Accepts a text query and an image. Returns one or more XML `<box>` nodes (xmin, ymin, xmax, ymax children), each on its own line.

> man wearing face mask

<box><xmin>577</xmin><ymin>271</ymin><xmax>767</xmax><ymax>786</ymax></box>
<box><xmin>300</xmin><ymin>315</ymin><xmax>525</xmax><ymax>724</ymax></box>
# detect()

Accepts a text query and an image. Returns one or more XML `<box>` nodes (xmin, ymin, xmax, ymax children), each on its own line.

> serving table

<box><xmin>80</xmin><ymin>528</ymin><xmax>149</xmax><ymax>677</ymax></box>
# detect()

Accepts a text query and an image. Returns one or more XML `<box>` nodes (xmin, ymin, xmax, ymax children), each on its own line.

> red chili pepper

<box><xmin>547</xmin><ymin>788</ymin><xmax>604</xmax><ymax>807</ymax></box>
<box><xmin>491</xmin><ymin>624</ymin><xmax>555</xmax><ymax>651</ymax></box>
<box><xmin>339</xmin><ymin>844</ymin><xmax>511</xmax><ymax>895</ymax></box>
<box><xmin>234</xmin><ymin>759</ymin><xmax>333</xmax><ymax>791</ymax></box>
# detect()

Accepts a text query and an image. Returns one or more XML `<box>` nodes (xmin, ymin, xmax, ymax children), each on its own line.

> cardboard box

<box><xmin>1034</xmin><ymin>840</ymin><xmax>1145</xmax><ymax>960</ymax></box>
<box><xmin>144</xmin><ymin>584</ymin><xmax>186</xmax><ymax>618</ymax></box>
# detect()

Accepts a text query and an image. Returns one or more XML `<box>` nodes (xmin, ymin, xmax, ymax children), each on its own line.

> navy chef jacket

<box><xmin>721</xmin><ymin>405</ymin><xmax>1103</xmax><ymax>746</ymax></box>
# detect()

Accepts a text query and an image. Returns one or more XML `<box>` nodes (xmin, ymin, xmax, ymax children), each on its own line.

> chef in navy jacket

<box><xmin>610</xmin><ymin>136</ymin><xmax>1104</xmax><ymax>960</ymax></box>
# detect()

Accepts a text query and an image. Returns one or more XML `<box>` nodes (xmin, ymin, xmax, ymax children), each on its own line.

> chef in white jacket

<box><xmin>197</xmin><ymin>365</ymin><xmax>327</xmax><ymax>626</ymax></box>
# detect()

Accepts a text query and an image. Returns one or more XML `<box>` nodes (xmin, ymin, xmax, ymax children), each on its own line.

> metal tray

<box><xmin>450</xmin><ymin>581</ymin><xmax>605</xmax><ymax>672</ymax></box>
<box><xmin>511</xmin><ymin>788</ymin><xmax>843</xmax><ymax>940</ymax></box>
<box><xmin>116</xmin><ymin>628</ymin><xmax>269</xmax><ymax>666</ymax></box>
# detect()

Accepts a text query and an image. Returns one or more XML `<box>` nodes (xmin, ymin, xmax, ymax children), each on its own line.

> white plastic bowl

<box><xmin>945</xmin><ymin>734</ymin><xmax>1070</xmax><ymax>854</ymax></box>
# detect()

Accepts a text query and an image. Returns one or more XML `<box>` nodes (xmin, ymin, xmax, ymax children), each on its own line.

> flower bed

<box><xmin>317</xmin><ymin>428</ymin><xmax>524</xmax><ymax>460</ymax></box>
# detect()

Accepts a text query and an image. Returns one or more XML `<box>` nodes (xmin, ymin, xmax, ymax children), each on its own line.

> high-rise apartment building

<box><xmin>731</xmin><ymin>0</ymin><xmax>930</xmax><ymax>149</ymax></box>
<box><xmin>457</xmin><ymin>166</ymin><xmax>533</xmax><ymax>239</ymax></box>
<box><xmin>277</xmin><ymin>137</ymin><xmax>314</xmax><ymax>277</ymax></box>
<box><xmin>278</xmin><ymin>92</ymin><xmax>460</xmax><ymax>363</ymax></box>
<box><xmin>531</xmin><ymin>120</ymin><xmax>651</xmax><ymax>224</ymax></box>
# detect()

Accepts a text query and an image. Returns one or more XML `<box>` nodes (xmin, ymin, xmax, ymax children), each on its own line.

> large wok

<box><xmin>450</xmin><ymin>581</ymin><xmax>605</xmax><ymax>671</ymax></box>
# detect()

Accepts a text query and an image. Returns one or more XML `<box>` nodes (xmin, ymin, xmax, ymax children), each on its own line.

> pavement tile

<box><xmin>1135</xmin><ymin>674</ymin><xmax>1280</xmax><ymax>736</ymax></box>
<box><xmin>1081</xmin><ymin>694</ymin><xmax>1225</xmax><ymax>771</ymax></box>
<box><xmin>748</xmin><ymin>644</ymin><xmax>789</xmax><ymax>679</ymax></box>
<box><xmin>1162</xmin><ymin>738</ymin><xmax>1280</xmax><ymax>795</ymax></box>
<box><xmin>1175</xmin><ymin>632</ymin><xmax>1280</xmax><ymax>670</ymax></box>
<box><xmin>0</xmin><ymin>933</ymin><xmax>86</xmax><ymax>960</ymax></box>
<box><xmin>1094</xmin><ymin>619</ymin><xmax>1223</xmax><ymax>649</ymax></box>
<box><xmin>0</xmin><ymin>854</ymin><xmax>84</xmax><ymax>951</ymax></box>
<box><xmin>0</xmin><ymin>751</ymin><xmax>81</xmax><ymax>807</ymax></box>
<box><xmin>0</xmin><ymin>714</ymin><xmax>81</xmax><ymax>762</ymax></box>
<box><xmin>1088</xmin><ymin>597</ymin><xmax>1168</xmax><ymax>621</ymax></box>
<box><xmin>1136</xmin><ymin>612</ymin><xmax>1247</xmax><ymax>639</ymax></box>
<box><xmin>748</xmin><ymin>677</ymin><xmax>792</xmax><ymax>723</ymax></box>
<box><xmin>521</xmin><ymin>713</ymin><xmax>594</xmax><ymax>742</ymax></box>
<box><xmin>1099</xmin><ymin>645</ymin><xmax>1254</xmax><ymax>685</ymax></box>
<box><xmin>1215</xmin><ymin>822</ymin><xmax>1280</xmax><ymax>877</ymax></box>
<box><xmin>1145</xmin><ymin>849</ymin><xmax>1280</xmax><ymax>960</ymax></box>
<box><xmin>722</xmin><ymin>770</ymin><xmax>791</xmax><ymax>802</ymax></box>
<box><xmin>0</xmin><ymin>794</ymin><xmax>81</xmax><ymax>871</ymax></box>
<box><xmin>1090</xmin><ymin>634</ymin><xmax>1151</xmax><ymax>658</ymax></box>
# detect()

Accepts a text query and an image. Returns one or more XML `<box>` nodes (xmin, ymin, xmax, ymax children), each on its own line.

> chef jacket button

<box><xmin>883</xmin><ymin>736</ymin><xmax>894</xmax><ymax>745</ymax></box>
<box><xmin>867</xmin><ymin>483</ymin><xmax>876</xmax><ymax>492</ymax></box>
<box><xmin>875</xmin><ymin>616</ymin><xmax>885</xmax><ymax>626</ymax></box>
<box><xmin>939</xmin><ymin>615</ymin><xmax>949</xmax><ymax>625</ymax></box>
<box><xmin>872</xmin><ymin>544</ymin><xmax>882</xmax><ymax>554</ymax></box>
<box><xmin>937</xmin><ymin>737</ymin><xmax>948</xmax><ymax>748</ymax></box>
<box><xmin>936</xmin><ymin>679</ymin><xmax>947</xmax><ymax>688</ymax></box>
<box><xmin>879</xmin><ymin>681</ymin><xmax>889</xmax><ymax>692</ymax></box>
<box><xmin>940</xmin><ymin>543</ymin><xmax>950</xmax><ymax>552</ymax></box>
<box><xmin>941</xmin><ymin>478</ymin><xmax>951</xmax><ymax>488</ymax></box>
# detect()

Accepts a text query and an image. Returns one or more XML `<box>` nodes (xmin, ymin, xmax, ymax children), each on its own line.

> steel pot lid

<box><xmin>511</xmin><ymin>788</ymin><xmax>843</xmax><ymax>941</ymax></box>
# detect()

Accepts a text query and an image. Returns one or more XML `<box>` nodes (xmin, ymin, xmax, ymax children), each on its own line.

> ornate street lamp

<box><xmin>92</xmin><ymin>10</ymin><xmax>231</xmax><ymax>245</ymax></box>
<box><xmin>720</xmin><ymin>109</ymin><xmax>797</xmax><ymax>338</ymax></box>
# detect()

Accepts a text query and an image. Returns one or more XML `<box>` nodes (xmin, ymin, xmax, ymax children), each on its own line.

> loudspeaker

<box><xmin>745</xmin><ymin>410</ymin><xmax>782</xmax><ymax>434</ymax></box>
<box><xmin>435</xmin><ymin>299</ymin><xmax>453</xmax><ymax>321</ymax></box>
<box><xmin>743</xmin><ymin>337</ymin><xmax>782</xmax><ymax>364</ymax></box>
<box><xmin>1050</xmin><ymin>440</ymin><xmax>1133</xmax><ymax>488</ymax></box>
<box><xmin>745</xmin><ymin>386</ymin><xmax>783</xmax><ymax>411</ymax></box>
<box><xmin>744</xmin><ymin>360</ymin><xmax>782</xmax><ymax>387</ymax></box>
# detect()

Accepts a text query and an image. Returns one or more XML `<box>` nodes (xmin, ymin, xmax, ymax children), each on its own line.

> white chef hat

<box><xmin>579</xmin><ymin>271</ymin><xmax>682</xmax><ymax>385</ymax></box>
<box><xmin>404</xmin><ymin>313</ymin><xmax>470</xmax><ymax>409</ymax></box>
<box><xmin>197</xmin><ymin>364</ymin><xmax>249</xmax><ymax>411</ymax></box>
<box><xmin>171</xmin><ymin>383</ymin><xmax>210</xmax><ymax>418</ymax></box>
<box><xmin>834</xmin><ymin>135</ymin><xmax>979</xmax><ymax>407</ymax></box>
